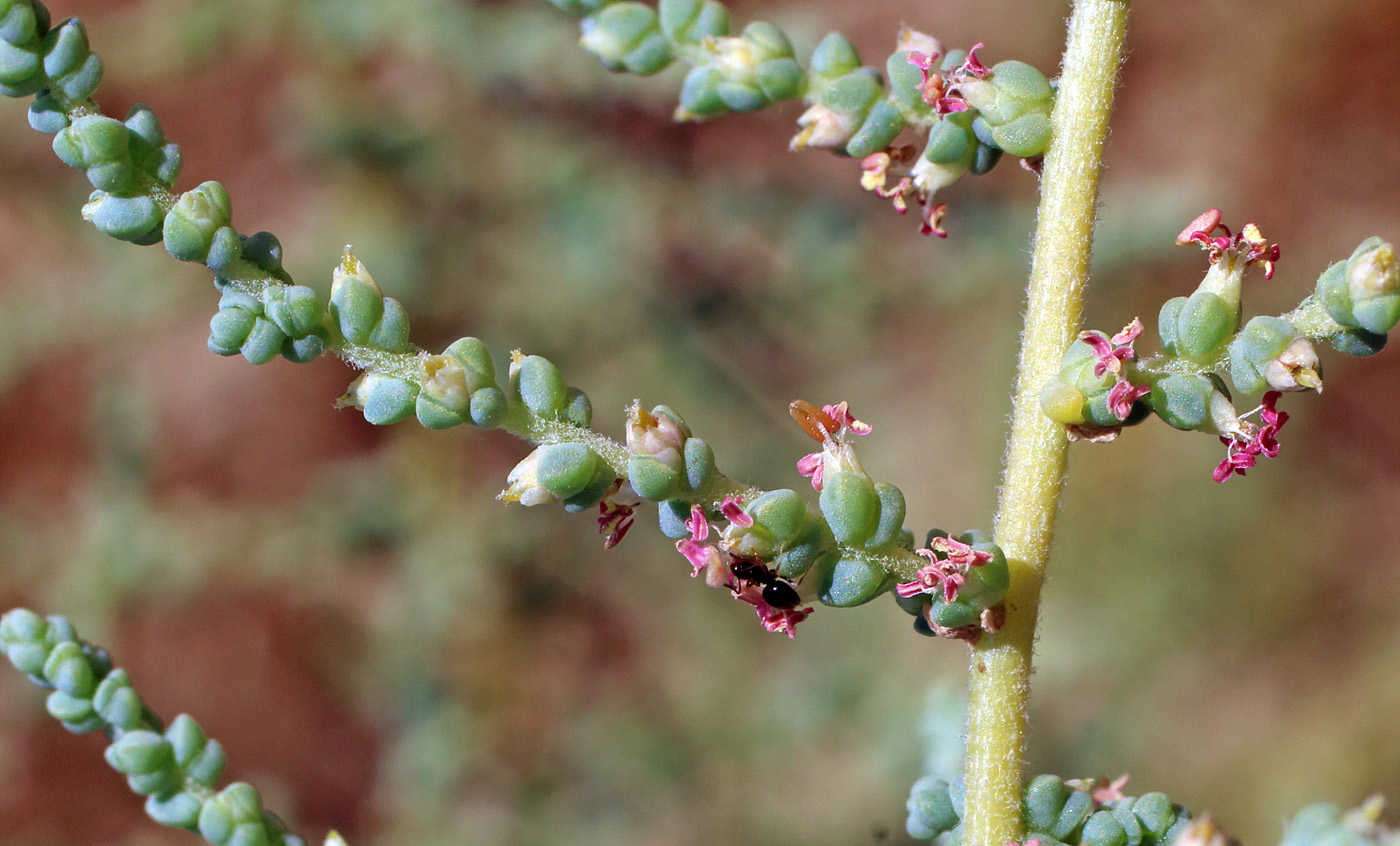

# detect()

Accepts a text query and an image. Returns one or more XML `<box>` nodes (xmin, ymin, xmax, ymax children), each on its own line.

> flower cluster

<box><xmin>3</xmin><ymin>0</ymin><xmax>1001</xmax><ymax>667</ymax></box>
<box><xmin>1038</xmin><ymin>317</ymin><xmax>1154</xmax><ymax>444</ymax></box>
<box><xmin>892</xmin><ymin>530</ymin><xmax>1009</xmax><ymax>643</ymax></box>
<box><xmin>897</xmin><ymin>535</ymin><xmax>993</xmax><ymax>604</ymax></box>
<box><xmin>858</xmin><ymin>34</ymin><xmax>1052</xmax><ymax>237</ymax></box>
<box><xmin>789</xmin><ymin>400</ymin><xmax>919</xmax><ymax>606</ymax></box>
<box><xmin>906</xmin><ymin>772</ymin><xmax>1196</xmax><ymax>846</ymax></box>
<box><xmin>1043</xmin><ymin>210</ymin><xmax>1397</xmax><ymax>482</ymax></box>
<box><xmin>546</xmin><ymin>0</ymin><xmax>1055</xmax><ymax>237</ymax></box>
<box><xmin>675</xmin><ymin>499</ymin><xmax>815</xmax><ymax>636</ymax></box>
<box><xmin>1212</xmin><ymin>391</ymin><xmax>1287</xmax><ymax>482</ymax></box>
<box><xmin>0</xmin><ymin>609</ymin><xmax>308</xmax><ymax>846</ymax></box>
<box><xmin>1176</xmin><ymin>208</ymin><xmax>1280</xmax><ymax>279</ymax></box>
<box><xmin>791</xmin><ymin>400</ymin><xmax>872</xmax><ymax>491</ymax></box>
<box><xmin>855</xmin><ymin>34</ymin><xmax>1052</xmax><ymax>237</ymax></box>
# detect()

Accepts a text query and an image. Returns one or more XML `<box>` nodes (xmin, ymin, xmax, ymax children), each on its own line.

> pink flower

<box><xmin>1091</xmin><ymin>775</ymin><xmax>1130</xmax><ymax>805</ymax></box>
<box><xmin>858</xmin><ymin>147</ymin><xmax>955</xmax><ymax>238</ymax></box>
<box><xmin>1080</xmin><ymin>316</ymin><xmax>1143</xmax><ymax>378</ymax></box>
<box><xmin>896</xmin><ymin>536</ymin><xmax>990</xmax><ymax>603</ymax></box>
<box><xmin>931</xmin><ymin>535</ymin><xmax>992</xmax><ymax>567</ymax></box>
<box><xmin>1107</xmin><ymin>379</ymin><xmax>1150</xmax><ymax>421</ymax></box>
<box><xmin>675</xmin><ymin>505</ymin><xmax>727</xmax><ymax>585</ymax></box>
<box><xmin>1177</xmin><ymin>209</ymin><xmax>1281</xmax><ymax>279</ymax></box>
<box><xmin>595</xmin><ymin>480</ymin><xmax>639</xmax><ymax>549</ymax></box>
<box><xmin>597</xmin><ymin>500</ymin><xmax>635</xmax><ymax>549</ymax></box>
<box><xmin>1213</xmin><ymin>392</ymin><xmax>1288</xmax><ymax>482</ymax></box>
<box><xmin>907</xmin><ymin>50</ymin><xmax>938</xmax><ymax>72</ymax></box>
<box><xmin>761</xmin><ymin>605</ymin><xmax>814</xmax><ymax>637</ymax></box>
<box><xmin>732</xmin><ymin>582</ymin><xmax>813</xmax><ymax>638</ymax></box>
<box><xmin>676</xmin><ymin>503</ymin><xmax>815</xmax><ymax>635</ymax></box>
<box><xmin>897</xmin><ymin>556</ymin><xmax>966</xmax><ymax>603</ymax></box>
<box><xmin>958</xmin><ymin>42</ymin><xmax>991</xmax><ymax>79</ymax></box>
<box><xmin>796</xmin><ymin>452</ymin><xmax>825</xmax><ymax>491</ymax></box>
<box><xmin>906</xmin><ymin>42</ymin><xmax>989</xmax><ymax>113</ymax></box>
<box><xmin>906</xmin><ymin>50</ymin><xmax>946</xmax><ymax>109</ymax></box>
<box><xmin>719</xmin><ymin>495</ymin><xmax>753</xmax><ymax>527</ymax></box>
<box><xmin>791</xmin><ymin>399</ymin><xmax>873</xmax><ymax>490</ymax></box>
<box><xmin>920</xmin><ymin>202</ymin><xmax>949</xmax><ymax>238</ymax></box>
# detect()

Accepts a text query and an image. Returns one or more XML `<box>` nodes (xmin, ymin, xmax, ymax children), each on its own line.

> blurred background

<box><xmin>0</xmin><ymin>0</ymin><xmax>1398</xmax><ymax>844</ymax></box>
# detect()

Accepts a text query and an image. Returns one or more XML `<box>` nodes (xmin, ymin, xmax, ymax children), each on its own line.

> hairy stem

<box><xmin>962</xmin><ymin>2</ymin><xmax>1130</xmax><ymax>844</ymax></box>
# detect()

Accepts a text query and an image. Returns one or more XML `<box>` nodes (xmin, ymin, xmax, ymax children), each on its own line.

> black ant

<box><xmin>729</xmin><ymin>557</ymin><xmax>802</xmax><ymax>610</ymax></box>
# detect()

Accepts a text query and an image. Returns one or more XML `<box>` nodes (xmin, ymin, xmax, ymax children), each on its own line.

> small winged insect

<box><xmin>729</xmin><ymin>557</ymin><xmax>802</xmax><ymax>610</ymax></box>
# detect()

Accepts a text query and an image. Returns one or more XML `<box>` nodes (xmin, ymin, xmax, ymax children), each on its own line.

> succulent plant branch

<box><xmin>0</xmin><ymin>609</ymin><xmax>318</xmax><ymax>846</ymax></box>
<box><xmin>965</xmin><ymin>2</ymin><xmax>1131</xmax><ymax>844</ymax></box>
<box><xmin>550</xmin><ymin>0</ymin><xmax>1057</xmax><ymax>236</ymax></box>
<box><xmin>10</xmin><ymin>0</ymin><xmax>1400</xmax><ymax>842</ymax></box>
<box><xmin>4</xmin><ymin>0</ymin><xmax>979</xmax><ymax>647</ymax></box>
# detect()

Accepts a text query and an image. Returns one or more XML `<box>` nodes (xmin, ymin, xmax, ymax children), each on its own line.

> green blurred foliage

<box><xmin>0</xmin><ymin>1</ymin><xmax>1398</xmax><ymax>845</ymax></box>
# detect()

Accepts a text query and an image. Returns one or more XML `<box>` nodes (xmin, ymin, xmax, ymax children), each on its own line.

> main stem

<box><xmin>961</xmin><ymin>2</ymin><xmax>1130</xmax><ymax>844</ymax></box>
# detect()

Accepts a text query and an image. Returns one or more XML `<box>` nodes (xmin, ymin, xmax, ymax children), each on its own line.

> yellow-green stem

<box><xmin>962</xmin><ymin>2</ymin><xmax>1130</xmax><ymax>844</ymax></box>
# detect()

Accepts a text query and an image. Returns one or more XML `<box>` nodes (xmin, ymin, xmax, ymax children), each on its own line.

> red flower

<box><xmin>1213</xmin><ymin>392</ymin><xmax>1288</xmax><ymax>482</ymax></box>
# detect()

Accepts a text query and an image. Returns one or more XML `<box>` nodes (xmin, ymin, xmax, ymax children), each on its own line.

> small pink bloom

<box><xmin>907</xmin><ymin>50</ymin><xmax>937</xmax><ymax>72</ymax></box>
<box><xmin>597</xmin><ymin>501</ymin><xmax>635</xmax><ymax>549</ymax></box>
<box><xmin>1111</xmin><ymin>316</ymin><xmax>1144</xmax><ymax>347</ymax></box>
<box><xmin>684</xmin><ymin>504</ymin><xmax>709</xmax><ymax>542</ymax></box>
<box><xmin>792</xmin><ymin>399</ymin><xmax>873</xmax><ymax>489</ymax></box>
<box><xmin>676</xmin><ymin>505</ymin><xmax>727</xmax><ymax>582</ymax></box>
<box><xmin>596</xmin><ymin>480</ymin><xmax>640</xmax><ymax>549</ymax></box>
<box><xmin>1213</xmin><ymin>439</ymin><xmax>1259</xmax><ymax>482</ymax></box>
<box><xmin>796</xmin><ymin>451</ymin><xmax>825</xmax><ymax>491</ymax></box>
<box><xmin>1091</xmin><ymin>774</ymin><xmax>1130</xmax><ymax>805</ymax></box>
<box><xmin>1081</xmin><ymin>316</ymin><xmax>1143</xmax><ymax>378</ymax></box>
<box><xmin>1107</xmin><ymin>380</ymin><xmax>1150</xmax><ymax>421</ymax></box>
<box><xmin>929</xmin><ymin>535</ymin><xmax>991</xmax><ymax>567</ymax></box>
<box><xmin>1177</xmin><ymin>209</ymin><xmax>1281</xmax><ymax>278</ymax></box>
<box><xmin>720</xmin><ymin>495</ymin><xmax>753</xmax><ymax>527</ymax></box>
<box><xmin>897</xmin><ymin>544</ymin><xmax>977</xmax><ymax>603</ymax></box>
<box><xmin>959</xmin><ymin>42</ymin><xmax>991</xmax><ymax>79</ymax></box>
<box><xmin>1213</xmin><ymin>392</ymin><xmax>1287</xmax><ymax>482</ymax></box>
<box><xmin>921</xmin><ymin>201</ymin><xmax>949</xmax><ymax>238</ymax></box>
<box><xmin>676</xmin><ymin>536</ymin><xmax>713</xmax><ymax>576</ymax></box>
<box><xmin>897</xmin><ymin>563</ymin><xmax>951</xmax><ymax>600</ymax></box>
<box><xmin>822</xmin><ymin>401</ymin><xmax>873</xmax><ymax>436</ymax></box>
<box><xmin>856</xmin><ymin>144</ymin><xmax>956</xmax><ymax>237</ymax></box>
<box><xmin>1240</xmin><ymin>223</ymin><xmax>1281</xmax><ymax>279</ymax></box>
<box><xmin>905</xmin><ymin>51</ymin><xmax>949</xmax><ymax>108</ymax></box>
<box><xmin>733</xmin><ymin>584</ymin><xmax>813</xmax><ymax>638</ymax></box>
<box><xmin>933</xmin><ymin>97</ymin><xmax>969</xmax><ymax>115</ymax></box>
